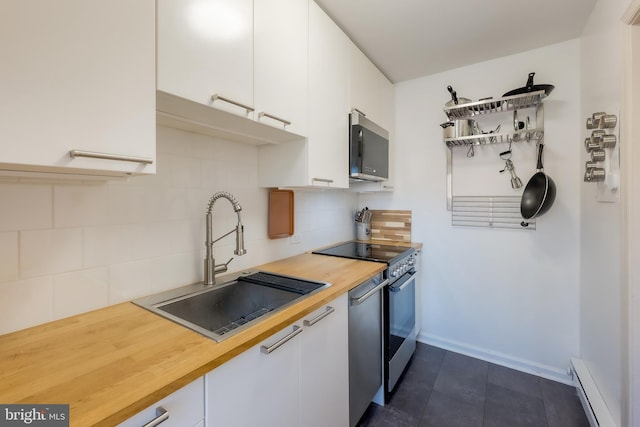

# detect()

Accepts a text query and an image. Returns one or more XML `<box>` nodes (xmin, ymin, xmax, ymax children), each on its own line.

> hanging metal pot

<box><xmin>440</xmin><ymin>119</ymin><xmax>477</xmax><ymax>138</ymax></box>
<box><xmin>445</xmin><ymin>85</ymin><xmax>472</xmax><ymax>107</ymax></box>
<box><xmin>520</xmin><ymin>143</ymin><xmax>556</xmax><ymax>226</ymax></box>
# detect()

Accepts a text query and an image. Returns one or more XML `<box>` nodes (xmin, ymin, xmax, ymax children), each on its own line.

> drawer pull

<box><xmin>303</xmin><ymin>306</ymin><xmax>335</xmax><ymax>327</ymax></box>
<box><xmin>260</xmin><ymin>325</ymin><xmax>302</xmax><ymax>354</ymax></box>
<box><xmin>141</xmin><ymin>406</ymin><xmax>169</xmax><ymax>427</ymax></box>
<box><xmin>312</xmin><ymin>177</ymin><xmax>334</xmax><ymax>184</ymax></box>
<box><xmin>211</xmin><ymin>93</ymin><xmax>255</xmax><ymax>114</ymax></box>
<box><xmin>258</xmin><ymin>112</ymin><xmax>291</xmax><ymax>127</ymax></box>
<box><xmin>69</xmin><ymin>150</ymin><xmax>153</xmax><ymax>165</ymax></box>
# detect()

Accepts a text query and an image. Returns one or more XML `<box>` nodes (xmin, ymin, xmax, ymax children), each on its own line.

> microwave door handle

<box><xmin>358</xmin><ymin>129</ymin><xmax>364</xmax><ymax>167</ymax></box>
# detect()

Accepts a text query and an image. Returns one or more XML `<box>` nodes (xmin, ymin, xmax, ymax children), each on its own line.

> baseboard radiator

<box><xmin>570</xmin><ymin>358</ymin><xmax>616</xmax><ymax>427</ymax></box>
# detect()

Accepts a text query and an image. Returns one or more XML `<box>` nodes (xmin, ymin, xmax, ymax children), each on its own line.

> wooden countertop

<box><xmin>0</xmin><ymin>253</ymin><xmax>385</xmax><ymax>427</ymax></box>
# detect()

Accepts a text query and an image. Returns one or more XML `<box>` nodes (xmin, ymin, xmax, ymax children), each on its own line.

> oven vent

<box><xmin>570</xmin><ymin>358</ymin><xmax>616</xmax><ymax>427</ymax></box>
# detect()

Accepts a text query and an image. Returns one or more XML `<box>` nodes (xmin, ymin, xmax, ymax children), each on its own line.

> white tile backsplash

<box><xmin>0</xmin><ymin>277</ymin><xmax>53</xmax><ymax>335</ymax></box>
<box><xmin>20</xmin><ymin>228</ymin><xmax>83</xmax><ymax>278</ymax></box>
<box><xmin>53</xmin><ymin>184</ymin><xmax>108</xmax><ymax>228</ymax></box>
<box><xmin>0</xmin><ymin>126</ymin><xmax>358</xmax><ymax>334</ymax></box>
<box><xmin>83</xmin><ymin>224</ymin><xmax>133</xmax><ymax>268</ymax></box>
<box><xmin>52</xmin><ymin>268</ymin><xmax>109</xmax><ymax>319</ymax></box>
<box><xmin>0</xmin><ymin>184</ymin><xmax>52</xmax><ymax>232</ymax></box>
<box><xmin>0</xmin><ymin>232</ymin><xmax>19</xmax><ymax>283</ymax></box>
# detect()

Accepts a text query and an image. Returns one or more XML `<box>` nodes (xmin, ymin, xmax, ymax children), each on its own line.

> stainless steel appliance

<box><xmin>347</xmin><ymin>272</ymin><xmax>387</xmax><ymax>427</ymax></box>
<box><xmin>349</xmin><ymin>110</ymin><xmax>389</xmax><ymax>182</ymax></box>
<box><xmin>312</xmin><ymin>242</ymin><xmax>417</xmax><ymax>403</ymax></box>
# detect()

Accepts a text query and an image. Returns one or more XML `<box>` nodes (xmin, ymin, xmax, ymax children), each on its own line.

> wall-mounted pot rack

<box><xmin>443</xmin><ymin>90</ymin><xmax>548</xmax><ymax>215</ymax></box>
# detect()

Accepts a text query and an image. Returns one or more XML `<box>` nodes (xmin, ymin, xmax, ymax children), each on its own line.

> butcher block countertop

<box><xmin>0</xmin><ymin>253</ymin><xmax>386</xmax><ymax>427</ymax></box>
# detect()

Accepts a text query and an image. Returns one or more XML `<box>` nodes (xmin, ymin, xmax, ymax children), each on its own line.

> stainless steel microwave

<box><xmin>349</xmin><ymin>110</ymin><xmax>389</xmax><ymax>182</ymax></box>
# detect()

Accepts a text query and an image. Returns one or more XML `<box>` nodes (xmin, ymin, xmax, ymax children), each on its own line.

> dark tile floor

<box><xmin>358</xmin><ymin>342</ymin><xmax>590</xmax><ymax>427</ymax></box>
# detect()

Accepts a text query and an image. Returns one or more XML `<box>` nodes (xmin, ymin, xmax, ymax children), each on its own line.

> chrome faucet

<box><xmin>204</xmin><ymin>191</ymin><xmax>247</xmax><ymax>285</ymax></box>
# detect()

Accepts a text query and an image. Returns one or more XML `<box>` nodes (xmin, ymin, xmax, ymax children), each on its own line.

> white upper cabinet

<box><xmin>157</xmin><ymin>0</ymin><xmax>254</xmax><ymax>117</ymax></box>
<box><xmin>254</xmin><ymin>0</ymin><xmax>308</xmax><ymax>136</ymax></box>
<box><xmin>307</xmin><ymin>0</ymin><xmax>350</xmax><ymax>188</ymax></box>
<box><xmin>348</xmin><ymin>42</ymin><xmax>394</xmax><ymax>132</ymax></box>
<box><xmin>0</xmin><ymin>0</ymin><xmax>156</xmax><ymax>177</ymax></box>
<box><xmin>258</xmin><ymin>0</ymin><xmax>350</xmax><ymax>188</ymax></box>
<box><xmin>348</xmin><ymin>41</ymin><xmax>396</xmax><ymax>192</ymax></box>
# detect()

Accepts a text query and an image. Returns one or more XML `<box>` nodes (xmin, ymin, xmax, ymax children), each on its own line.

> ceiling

<box><xmin>314</xmin><ymin>0</ymin><xmax>597</xmax><ymax>83</ymax></box>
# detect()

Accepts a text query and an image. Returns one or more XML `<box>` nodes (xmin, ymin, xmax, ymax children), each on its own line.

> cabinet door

<box><xmin>348</xmin><ymin>41</ymin><xmax>396</xmax><ymax>192</ymax></box>
<box><xmin>348</xmin><ymin>42</ymin><xmax>394</xmax><ymax>131</ymax></box>
<box><xmin>307</xmin><ymin>0</ymin><xmax>350</xmax><ymax>188</ymax></box>
<box><xmin>205</xmin><ymin>324</ymin><xmax>301</xmax><ymax>427</ymax></box>
<box><xmin>0</xmin><ymin>0</ymin><xmax>155</xmax><ymax>176</ymax></box>
<box><xmin>299</xmin><ymin>294</ymin><xmax>349</xmax><ymax>427</ymax></box>
<box><xmin>157</xmin><ymin>0</ymin><xmax>254</xmax><ymax>117</ymax></box>
<box><xmin>117</xmin><ymin>378</ymin><xmax>204</xmax><ymax>427</ymax></box>
<box><xmin>254</xmin><ymin>0</ymin><xmax>308</xmax><ymax>136</ymax></box>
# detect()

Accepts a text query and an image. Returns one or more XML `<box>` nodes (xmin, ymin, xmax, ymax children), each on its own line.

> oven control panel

<box><xmin>389</xmin><ymin>253</ymin><xmax>416</xmax><ymax>280</ymax></box>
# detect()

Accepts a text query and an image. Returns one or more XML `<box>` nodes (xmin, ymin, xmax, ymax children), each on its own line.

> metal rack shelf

<box><xmin>443</xmin><ymin>89</ymin><xmax>548</xmax><ymax>217</ymax></box>
<box><xmin>443</xmin><ymin>90</ymin><xmax>547</xmax><ymax>119</ymax></box>
<box><xmin>444</xmin><ymin>129</ymin><xmax>544</xmax><ymax>147</ymax></box>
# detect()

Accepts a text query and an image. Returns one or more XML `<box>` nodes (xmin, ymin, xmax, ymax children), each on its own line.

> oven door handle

<box><xmin>350</xmin><ymin>279</ymin><xmax>389</xmax><ymax>305</ymax></box>
<box><xmin>389</xmin><ymin>271</ymin><xmax>416</xmax><ymax>293</ymax></box>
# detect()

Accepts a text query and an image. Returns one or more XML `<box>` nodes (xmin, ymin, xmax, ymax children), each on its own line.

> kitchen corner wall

<box><xmin>361</xmin><ymin>39</ymin><xmax>582</xmax><ymax>383</ymax></box>
<box><xmin>579</xmin><ymin>0</ymin><xmax>629</xmax><ymax>424</ymax></box>
<box><xmin>0</xmin><ymin>126</ymin><xmax>358</xmax><ymax>335</ymax></box>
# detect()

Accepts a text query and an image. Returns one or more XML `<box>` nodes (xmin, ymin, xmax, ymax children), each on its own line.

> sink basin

<box><xmin>133</xmin><ymin>271</ymin><xmax>329</xmax><ymax>342</ymax></box>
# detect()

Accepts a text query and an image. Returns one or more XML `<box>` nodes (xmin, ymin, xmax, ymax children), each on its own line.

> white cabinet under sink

<box><xmin>205</xmin><ymin>293</ymin><xmax>349</xmax><ymax>427</ymax></box>
<box><xmin>206</xmin><ymin>323</ymin><xmax>301</xmax><ymax>427</ymax></box>
<box><xmin>0</xmin><ymin>0</ymin><xmax>155</xmax><ymax>178</ymax></box>
<box><xmin>117</xmin><ymin>377</ymin><xmax>204</xmax><ymax>427</ymax></box>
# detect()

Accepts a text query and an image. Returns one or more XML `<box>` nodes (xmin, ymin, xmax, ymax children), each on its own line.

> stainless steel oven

<box><xmin>312</xmin><ymin>242</ymin><xmax>417</xmax><ymax>403</ymax></box>
<box><xmin>385</xmin><ymin>262</ymin><xmax>416</xmax><ymax>396</ymax></box>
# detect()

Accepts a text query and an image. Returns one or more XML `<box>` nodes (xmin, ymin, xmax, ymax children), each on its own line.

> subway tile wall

<box><xmin>0</xmin><ymin>126</ymin><xmax>358</xmax><ymax>334</ymax></box>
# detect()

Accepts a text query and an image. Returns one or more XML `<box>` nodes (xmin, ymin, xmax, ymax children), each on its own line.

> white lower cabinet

<box><xmin>206</xmin><ymin>293</ymin><xmax>349</xmax><ymax>427</ymax></box>
<box><xmin>299</xmin><ymin>293</ymin><xmax>349</xmax><ymax>427</ymax></box>
<box><xmin>117</xmin><ymin>377</ymin><xmax>204</xmax><ymax>427</ymax></box>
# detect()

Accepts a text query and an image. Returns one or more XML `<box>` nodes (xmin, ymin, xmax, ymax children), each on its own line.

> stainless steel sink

<box><xmin>133</xmin><ymin>271</ymin><xmax>329</xmax><ymax>342</ymax></box>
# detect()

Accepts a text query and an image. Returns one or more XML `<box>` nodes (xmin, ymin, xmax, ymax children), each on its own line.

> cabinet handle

<box><xmin>211</xmin><ymin>94</ymin><xmax>255</xmax><ymax>114</ymax></box>
<box><xmin>312</xmin><ymin>177</ymin><xmax>334</xmax><ymax>184</ymax></box>
<box><xmin>350</xmin><ymin>279</ymin><xmax>389</xmax><ymax>306</ymax></box>
<box><xmin>69</xmin><ymin>150</ymin><xmax>153</xmax><ymax>165</ymax></box>
<box><xmin>141</xmin><ymin>406</ymin><xmax>169</xmax><ymax>427</ymax></box>
<box><xmin>258</xmin><ymin>112</ymin><xmax>291</xmax><ymax>127</ymax></box>
<box><xmin>260</xmin><ymin>325</ymin><xmax>302</xmax><ymax>354</ymax></box>
<box><xmin>303</xmin><ymin>306</ymin><xmax>335</xmax><ymax>327</ymax></box>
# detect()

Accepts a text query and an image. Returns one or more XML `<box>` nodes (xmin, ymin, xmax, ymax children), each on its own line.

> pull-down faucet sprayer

<box><xmin>204</xmin><ymin>191</ymin><xmax>246</xmax><ymax>285</ymax></box>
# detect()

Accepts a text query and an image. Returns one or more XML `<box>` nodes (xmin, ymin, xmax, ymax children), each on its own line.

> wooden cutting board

<box><xmin>268</xmin><ymin>189</ymin><xmax>294</xmax><ymax>238</ymax></box>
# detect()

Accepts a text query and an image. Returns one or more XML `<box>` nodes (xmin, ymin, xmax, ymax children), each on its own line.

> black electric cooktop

<box><xmin>312</xmin><ymin>241</ymin><xmax>413</xmax><ymax>264</ymax></box>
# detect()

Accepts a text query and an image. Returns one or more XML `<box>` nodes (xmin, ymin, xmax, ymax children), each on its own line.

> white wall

<box><xmin>580</xmin><ymin>0</ymin><xmax>630</xmax><ymax>424</ymax></box>
<box><xmin>0</xmin><ymin>126</ymin><xmax>358</xmax><ymax>335</ymax></box>
<box><xmin>361</xmin><ymin>39</ymin><xmax>582</xmax><ymax>383</ymax></box>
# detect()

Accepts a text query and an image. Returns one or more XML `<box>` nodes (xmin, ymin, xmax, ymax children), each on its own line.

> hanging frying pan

<box><xmin>520</xmin><ymin>143</ymin><xmax>556</xmax><ymax>226</ymax></box>
<box><xmin>503</xmin><ymin>72</ymin><xmax>555</xmax><ymax>97</ymax></box>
